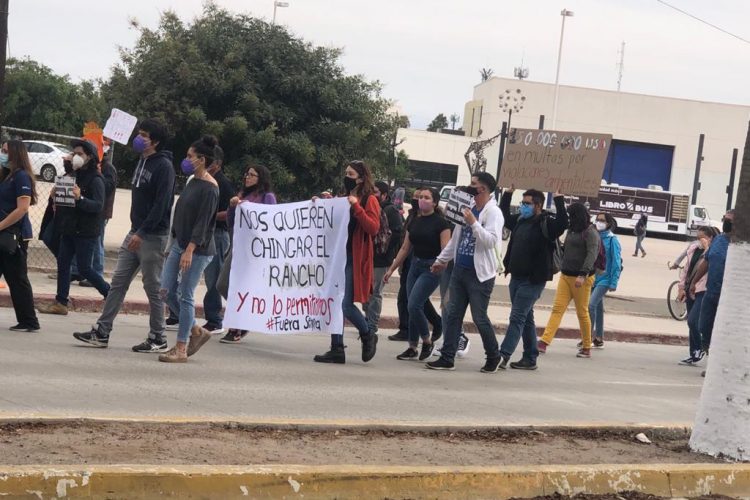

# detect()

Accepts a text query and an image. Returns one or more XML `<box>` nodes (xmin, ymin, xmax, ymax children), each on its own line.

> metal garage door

<box><xmin>602</xmin><ymin>140</ymin><xmax>674</xmax><ymax>190</ymax></box>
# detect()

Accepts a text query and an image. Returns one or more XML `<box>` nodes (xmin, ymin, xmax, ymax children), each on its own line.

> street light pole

<box><xmin>551</xmin><ymin>8</ymin><xmax>574</xmax><ymax>129</ymax></box>
<box><xmin>272</xmin><ymin>1</ymin><xmax>289</xmax><ymax>25</ymax></box>
<box><xmin>0</xmin><ymin>0</ymin><xmax>9</xmax><ymax>125</ymax></box>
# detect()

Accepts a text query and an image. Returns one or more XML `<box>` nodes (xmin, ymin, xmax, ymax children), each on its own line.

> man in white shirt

<box><xmin>426</xmin><ymin>172</ymin><xmax>505</xmax><ymax>372</ymax></box>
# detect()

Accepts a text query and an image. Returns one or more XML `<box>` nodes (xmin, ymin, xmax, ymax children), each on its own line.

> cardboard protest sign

<box><xmin>499</xmin><ymin>128</ymin><xmax>611</xmax><ymax>197</ymax></box>
<box><xmin>444</xmin><ymin>189</ymin><xmax>474</xmax><ymax>226</ymax></box>
<box><xmin>225</xmin><ymin>198</ymin><xmax>351</xmax><ymax>334</ymax></box>
<box><xmin>103</xmin><ymin>109</ymin><xmax>138</xmax><ymax>145</ymax></box>
<box><xmin>54</xmin><ymin>175</ymin><xmax>76</xmax><ymax>208</ymax></box>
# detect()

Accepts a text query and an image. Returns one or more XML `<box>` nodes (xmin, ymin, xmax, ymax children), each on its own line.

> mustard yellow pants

<box><xmin>541</xmin><ymin>274</ymin><xmax>595</xmax><ymax>349</ymax></box>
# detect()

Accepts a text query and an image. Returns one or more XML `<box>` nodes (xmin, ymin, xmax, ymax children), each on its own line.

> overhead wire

<box><xmin>655</xmin><ymin>0</ymin><xmax>750</xmax><ymax>45</ymax></box>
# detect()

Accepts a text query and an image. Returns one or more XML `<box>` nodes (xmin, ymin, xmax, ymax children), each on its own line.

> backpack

<box><xmin>373</xmin><ymin>203</ymin><xmax>392</xmax><ymax>256</ymax></box>
<box><xmin>594</xmin><ymin>230</ymin><xmax>607</xmax><ymax>275</ymax></box>
<box><xmin>541</xmin><ymin>217</ymin><xmax>563</xmax><ymax>275</ymax></box>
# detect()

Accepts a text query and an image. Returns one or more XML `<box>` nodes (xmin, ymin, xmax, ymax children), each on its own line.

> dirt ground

<box><xmin>0</xmin><ymin>422</ymin><xmax>723</xmax><ymax>466</ymax></box>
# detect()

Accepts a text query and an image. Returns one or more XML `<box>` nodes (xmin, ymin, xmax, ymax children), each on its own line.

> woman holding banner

<box><xmin>314</xmin><ymin>160</ymin><xmax>380</xmax><ymax>365</ymax></box>
<box><xmin>219</xmin><ymin>164</ymin><xmax>277</xmax><ymax>344</ymax></box>
<box><xmin>158</xmin><ymin>136</ymin><xmax>219</xmax><ymax>363</ymax></box>
<box><xmin>385</xmin><ymin>187</ymin><xmax>451</xmax><ymax>361</ymax></box>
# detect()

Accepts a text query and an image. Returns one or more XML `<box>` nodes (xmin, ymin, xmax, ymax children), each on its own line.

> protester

<box><xmin>538</xmin><ymin>203</ymin><xmax>599</xmax><ymax>357</ymax></box>
<box><xmin>38</xmin><ymin>139</ymin><xmax>110</xmax><ymax>315</ymax></box>
<box><xmin>219</xmin><ymin>164</ymin><xmax>277</xmax><ymax>344</ymax></box>
<box><xmin>389</xmin><ymin>190</ymin><xmax>442</xmax><ymax>343</ymax></box>
<box><xmin>426</xmin><ymin>173</ymin><xmax>505</xmax><ymax>372</ymax></box>
<box><xmin>633</xmin><ymin>213</ymin><xmax>648</xmax><ymax>257</ymax></box>
<box><xmin>156</xmin><ymin>136</ymin><xmax>220</xmax><ymax>363</ymax></box>
<box><xmin>498</xmin><ymin>188</ymin><xmax>568</xmax><ymax>370</ymax></box>
<box><xmin>586</xmin><ymin>212</ymin><xmax>622</xmax><ymax>348</ymax></box>
<box><xmin>73</xmin><ymin>118</ymin><xmax>175</xmax><ymax>351</ymax></box>
<box><xmin>690</xmin><ymin>210</ymin><xmax>733</xmax><ymax>359</ymax></box>
<box><xmin>677</xmin><ymin>226</ymin><xmax>718</xmax><ymax>366</ymax></box>
<box><xmin>0</xmin><ymin>140</ymin><xmax>40</xmax><ymax>332</ymax></box>
<box><xmin>385</xmin><ymin>187</ymin><xmax>450</xmax><ymax>361</ymax></box>
<box><xmin>314</xmin><ymin>160</ymin><xmax>380</xmax><ymax>364</ymax></box>
<box><xmin>363</xmin><ymin>181</ymin><xmax>403</xmax><ymax>335</ymax></box>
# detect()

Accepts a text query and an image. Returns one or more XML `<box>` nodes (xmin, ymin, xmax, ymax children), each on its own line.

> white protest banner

<box><xmin>102</xmin><ymin>108</ymin><xmax>138</xmax><ymax>145</ymax></box>
<box><xmin>444</xmin><ymin>189</ymin><xmax>474</xmax><ymax>226</ymax></box>
<box><xmin>224</xmin><ymin>198</ymin><xmax>351</xmax><ymax>334</ymax></box>
<box><xmin>54</xmin><ymin>175</ymin><xmax>76</xmax><ymax>208</ymax></box>
<box><xmin>499</xmin><ymin>128</ymin><xmax>612</xmax><ymax>197</ymax></box>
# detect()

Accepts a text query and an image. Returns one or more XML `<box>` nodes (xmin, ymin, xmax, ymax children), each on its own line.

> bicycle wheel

<box><xmin>667</xmin><ymin>280</ymin><xmax>687</xmax><ymax>321</ymax></box>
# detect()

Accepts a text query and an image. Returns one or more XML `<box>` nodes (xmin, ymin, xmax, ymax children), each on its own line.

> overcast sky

<box><xmin>8</xmin><ymin>0</ymin><xmax>750</xmax><ymax>128</ymax></box>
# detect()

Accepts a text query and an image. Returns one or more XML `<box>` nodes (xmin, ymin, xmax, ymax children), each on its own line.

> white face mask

<box><xmin>595</xmin><ymin>221</ymin><xmax>608</xmax><ymax>232</ymax></box>
<box><xmin>71</xmin><ymin>154</ymin><xmax>86</xmax><ymax>170</ymax></box>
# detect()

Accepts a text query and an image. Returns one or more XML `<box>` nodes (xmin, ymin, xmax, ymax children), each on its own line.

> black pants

<box><xmin>0</xmin><ymin>241</ymin><xmax>40</xmax><ymax>328</ymax></box>
<box><xmin>397</xmin><ymin>254</ymin><xmax>440</xmax><ymax>333</ymax></box>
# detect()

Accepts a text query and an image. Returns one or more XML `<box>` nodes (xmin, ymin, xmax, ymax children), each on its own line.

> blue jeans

<box><xmin>686</xmin><ymin>292</ymin><xmax>705</xmax><ymax>356</ymax></box>
<box><xmin>500</xmin><ymin>277</ymin><xmax>546</xmax><ymax>363</ymax></box>
<box><xmin>202</xmin><ymin>228</ymin><xmax>230</xmax><ymax>326</ymax></box>
<box><xmin>698</xmin><ymin>292</ymin><xmax>720</xmax><ymax>352</ymax></box>
<box><xmin>588</xmin><ymin>285</ymin><xmax>609</xmax><ymax>339</ymax></box>
<box><xmin>331</xmin><ymin>256</ymin><xmax>370</xmax><ymax>347</ymax></box>
<box><xmin>160</xmin><ymin>243</ymin><xmax>214</xmax><ymax>343</ymax></box>
<box><xmin>56</xmin><ymin>235</ymin><xmax>110</xmax><ymax>305</ymax></box>
<box><xmin>91</xmin><ymin>219</ymin><xmax>107</xmax><ymax>277</ymax></box>
<box><xmin>439</xmin><ymin>266</ymin><xmax>498</xmax><ymax>363</ymax></box>
<box><xmin>397</xmin><ymin>254</ymin><xmax>441</xmax><ymax>333</ymax></box>
<box><xmin>406</xmin><ymin>257</ymin><xmax>442</xmax><ymax>346</ymax></box>
<box><xmin>634</xmin><ymin>234</ymin><xmax>646</xmax><ymax>256</ymax></box>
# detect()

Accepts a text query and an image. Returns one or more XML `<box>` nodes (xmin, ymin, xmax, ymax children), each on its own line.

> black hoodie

<box><xmin>54</xmin><ymin>160</ymin><xmax>105</xmax><ymax>238</ymax></box>
<box><xmin>130</xmin><ymin>150</ymin><xmax>175</xmax><ymax>237</ymax></box>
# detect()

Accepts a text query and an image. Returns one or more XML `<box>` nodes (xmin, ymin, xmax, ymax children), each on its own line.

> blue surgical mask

<box><xmin>519</xmin><ymin>204</ymin><xmax>534</xmax><ymax>219</ymax></box>
<box><xmin>0</xmin><ymin>153</ymin><xmax>8</xmax><ymax>168</ymax></box>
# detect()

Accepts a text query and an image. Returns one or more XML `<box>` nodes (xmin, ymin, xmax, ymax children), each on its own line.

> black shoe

<box><xmin>73</xmin><ymin>327</ymin><xmax>109</xmax><ymax>347</ymax></box>
<box><xmin>593</xmin><ymin>338</ymin><xmax>604</xmax><ymax>349</ymax></box>
<box><xmin>498</xmin><ymin>356</ymin><xmax>509</xmax><ymax>370</ymax></box>
<box><xmin>165</xmin><ymin>317</ymin><xmax>179</xmax><ymax>331</ymax></box>
<box><xmin>9</xmin><ymin>323</ymin><xmax>40</xmax><ymax>332</ymax></box>
<box><xmin>361</xmin><ymin>332</ymin><xmax>378</xmax><ymax>362</ymax></box>
<box><xmin>480</xmin><ymin>356</ymin><xmax>502</xmax><ymax>373</ymax></box>
<box><xmin>396</xmin><ymin>347</ymin><xmax>418</xmax><ymax>360</ymax></box>
<box><xmin>78</xmin><ymin>279</ymin><xmax>94</xmax><ymax>288</ymax></box>
<box><xmin>203</xmin><ymin>322</ymin><xmax>226</xmax><ymax>335</ymax></box>
<box><xmin>426</xmin><ymin>357</ymin><xmax>455</xmax><ymax>371</ymax></box>
<box><xmin>431</xmin><ymin>324</ymin><xmax>442</xmax><ymax>343</ymax></box>
<box><xmin>419</xmin><ymin>343</ymin><xmax>434</xmax><ymax>361</ymax></box>
<box><xmin>219</xmin><ymin>329</ymin><xmax>248</xmax><ymax>344</ymax></box>
<box><xmin>388</xmin><ymin>330</ymin><xmax>409</xmax><ymax>341</ymax></box>
<box><xmin>132</xmin><ymin>339</ymin><xmax>168</xmax><ymax>353</ymax></box>
<box><xmin>510</xmin><ymin>358</ymin><xmax>538</xmax><ymax>370</ymax></box>
<box><xmin>314</xmin><ymin>345</ymin><xmax>346</xmax><ymax>364</ymax></box>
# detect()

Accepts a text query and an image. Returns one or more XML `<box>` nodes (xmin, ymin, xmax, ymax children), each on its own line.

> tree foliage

<box><xmin>101</xmin><ymin>4</ymin><xmax>400</xmax><ymax>197</ymax></box>
<box><xmin>427</xmin><ymin>113</ymin><xmax>448</xmax><ymax>132</ymax></box>
<box><xmin>2</xmin><ymin>58</ymin><xmax>106</xmax><ymax>135</ymax></box>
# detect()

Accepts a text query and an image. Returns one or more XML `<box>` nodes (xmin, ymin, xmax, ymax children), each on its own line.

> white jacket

<box><xmin>436</xmin><ymin>202</ymin><xmax>505</xmax><ymax>283</ymax></box>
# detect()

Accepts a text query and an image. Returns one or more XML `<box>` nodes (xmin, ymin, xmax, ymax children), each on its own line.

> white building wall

<box><xmin>471</xmin><ymin>77</ymin><xmax>749</xmax><ymax>220</ymax></box>
<box><xmin>395</xmin><ymin>129</ymin><xmax>476</xmax><ymax>187</ymax></box>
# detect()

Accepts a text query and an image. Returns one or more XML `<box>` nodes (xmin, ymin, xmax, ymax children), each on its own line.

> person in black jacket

<box><xmin>363</xmin><ymin>181</ymin><xmax>403</xmax><ymax>334</ymax></box>
<box><xmin>73</xmin><ymin>119</ymin><xmax>176</xmax><ymax>353</ymax></box>
<box><xmin>81</xmin><ymin>144</ymin><xmax>117</xmax><ymax>285</ymax></box>
<box><xmin>38</xmin><ymin>139</ymin><xmax>110</xmax><ymax>315</ymax></box>
<box><xmin>497</xmin><ymin>187</ymin><xmax>568</xmax><ymax>370</ymax></box>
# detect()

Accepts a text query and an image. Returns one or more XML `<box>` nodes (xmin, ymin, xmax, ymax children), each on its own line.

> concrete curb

<box><xmin>9</xmin><ymin>291</ymin><xmax>687</xmax><ymax>346</ymax></box>
<box><xmin>1</xmin><ymin>464</ymin><xmax>748</xmax><ymax>499</ymax></box>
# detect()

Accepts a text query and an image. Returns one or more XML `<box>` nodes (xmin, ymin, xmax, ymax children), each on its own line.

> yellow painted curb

<box><xmin>1</xmin><ymin>464</ymin><xmax>749</xmax><ymax>499</ymax></box>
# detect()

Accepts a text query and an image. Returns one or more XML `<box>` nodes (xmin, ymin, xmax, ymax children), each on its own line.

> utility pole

<box><xmin>0</xmin><ymin>0</ymin><xmax>9</xmax><ymax>125</ymax></box>
<box><xmin>616</xmin><ymin>41</ymin><xmax>625</xmax><ymax>92</ymax></box>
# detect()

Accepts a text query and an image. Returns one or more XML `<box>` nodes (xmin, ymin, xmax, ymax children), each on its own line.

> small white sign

<box><xmin>444</xmin><ymin>189</ymin><xmax>474</xmax><ymax>226</ymax></box>
<box><xmin>103</xmin><ymin>108</ymin><xmax>138</xmax><ymax>145</ymax></box>
<box><xmin>54</xmin><ymin>175</ymin><xmax>76</xmax><ymax>208</ymax></box>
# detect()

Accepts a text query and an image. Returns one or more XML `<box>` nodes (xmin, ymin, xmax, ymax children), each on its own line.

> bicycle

<box><xmin>667</xmin><ymin>261</ymin><xmax>687</xmax><ymax>321</ymax></box>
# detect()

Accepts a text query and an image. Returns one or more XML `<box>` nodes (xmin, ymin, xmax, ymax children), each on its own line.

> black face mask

<box><xmin>723</xmin><ymin>220</ymin><xmax>733</xmax><ymax>233</ymax></box>
<box><xmin>464</xmin><ymin>186</ymin><xmax>479</xmax><ymax>197</ymax></box>
<box><xmin>343</xmin><ymin>176</ymin><xmax>358</xmax><ymax>193</ymax></box>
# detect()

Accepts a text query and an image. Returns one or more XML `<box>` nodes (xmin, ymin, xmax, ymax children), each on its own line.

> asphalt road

<box><xmin>0</xmin><ymin>309</ymin><xmax>702</xmax><ymax>426</ymax></box>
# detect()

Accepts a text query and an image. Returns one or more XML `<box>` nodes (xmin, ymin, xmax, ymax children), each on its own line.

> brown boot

<box><xmin>187</xmin><ymin>325</ymin><xmax>212</xmax><ymax>357</ymax></box>
<box><xmin>37</xmin><ymin>301</ymin><xmax>69</xmax><ymax>315</ymax></box>
<box><xmin>159</xmin><ymin>344</ymin><xmax>187</xmax><ymax>363</ymax></box>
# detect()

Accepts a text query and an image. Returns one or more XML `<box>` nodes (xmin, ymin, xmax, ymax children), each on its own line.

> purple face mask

<box><xmin>132</xmin><ymin>135</ymin><xmax>149</xmax><ymax>154</ymax></box>
<box><xmin>180</xmin><ymin>158</ymin><xmax>195</xmax><ymax>175</ymax></box>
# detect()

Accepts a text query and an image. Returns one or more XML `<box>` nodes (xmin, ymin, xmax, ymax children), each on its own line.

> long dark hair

<box><xmin>3</xmin><ymin>140</ymin><xmax>37</xmax><ymax>205</ymax></box>
<box><xmin>242</xmin><ymin>164</ymin><xmax>272</xmax><ymax>198</ymax></box>
<box><xmin>347</xmin><ymin>160</ymin><xmax>375</xmax><ymax>199</ymax></box>
<box><xmin>567</xmin><ymin>202</ymin><xmax>590</xmax><ymax>233</ymax></box>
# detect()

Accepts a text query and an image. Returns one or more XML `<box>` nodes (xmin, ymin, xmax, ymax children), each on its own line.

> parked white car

<box><xmin>23</xmin><ymin>140</ymin><xmax>72</xmax><ymax>182</ymax></box>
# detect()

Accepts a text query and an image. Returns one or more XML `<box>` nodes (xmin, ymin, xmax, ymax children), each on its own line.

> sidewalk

<box><xmin>11</xmin><ymin>270</ymin><xmax>688</xmax><ymax>346</ymax></box>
